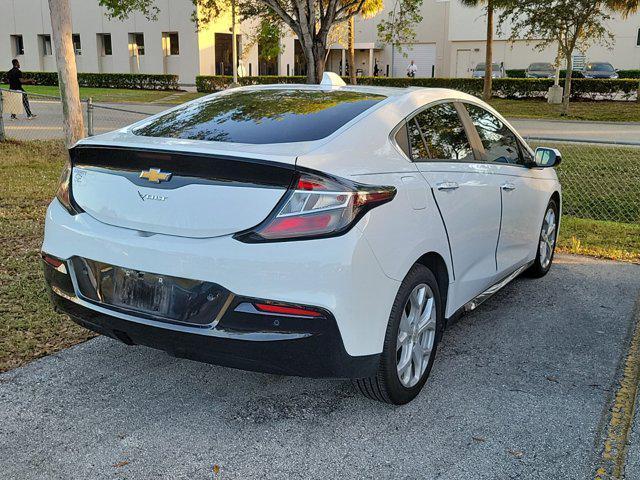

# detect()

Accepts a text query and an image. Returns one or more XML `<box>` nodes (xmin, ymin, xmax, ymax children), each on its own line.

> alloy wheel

<box><xmin>396</xmin><ymin>284</ymin><xmax>437</xmax><ymax>388</ymax></box>
<box><xmin>539</xmin><ymin>207</ymin><xmax>557</xmax><ymax>269</ymax></box>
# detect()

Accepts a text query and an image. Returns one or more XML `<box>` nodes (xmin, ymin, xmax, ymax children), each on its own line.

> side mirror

<box><xmin>535</xmin><ymin>147</ymin><xmax>562</xmax><ymax>167</ymax></box>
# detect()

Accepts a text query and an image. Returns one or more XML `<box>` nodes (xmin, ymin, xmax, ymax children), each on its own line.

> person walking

<box><xmin>373</xmin><ymin>59</ymin><xmax>380</xmax><ymax>77</ymax></box>
<box><xmin>407</xmin><ymin>60</ymin><xmax>418</xmax><ymax>78</ymax></box>
<box><xmin>6</xmin><ymin>59</ymin><xmax>36</xmax><ymax>119</ymax></box>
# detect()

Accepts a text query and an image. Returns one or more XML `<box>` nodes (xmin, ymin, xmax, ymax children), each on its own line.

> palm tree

<box><xmin>460</xmin><ymin>0</ymin><xmax>496</xmax><ymax>101</ymax></box>
<box><xmin>347</xmin><ymin>0</ymin><xmax>383</xmax><ymax>85</ymax></box>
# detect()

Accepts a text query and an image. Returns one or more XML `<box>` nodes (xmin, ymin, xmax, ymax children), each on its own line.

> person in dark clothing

<box><xmin>6</xmin><ymin>59</ymin><xmax>36</xmax><ymax>119</ymax></box>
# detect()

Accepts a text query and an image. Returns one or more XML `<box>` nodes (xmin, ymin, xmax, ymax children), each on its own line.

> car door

<box><xmin>462</xmin><ymin>103</ymin><xmax>548</xmax><ymax>275</ymax></box>
<box><xmin>406</xmin><ymin>102</ymin><xmax>502</xmax><ymax>308</ymax></box>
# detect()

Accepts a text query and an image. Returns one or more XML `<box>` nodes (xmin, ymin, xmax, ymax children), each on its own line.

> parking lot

<box><xmin>1</xmin><ymin>255</ymin><xmax>639</xmax><ymax>479</ymax></box>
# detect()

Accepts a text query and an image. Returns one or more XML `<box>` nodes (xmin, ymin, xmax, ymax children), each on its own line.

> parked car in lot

<box><xmin>526</xmin><ymin>62</ymin><xmax>556</xmax><ymax>78</ymax></box>
<box><xmin>472</xmin><ymin>63</ymin><xmax>506</xmax><ymax>79</ymax></box>
<box><xmin>42</xmin><ymin>73</ymin><xmax>562</xmax><ymax>405</ymax></box>
<box><xmin>583</xmin><ymin>62</ymin><xmax>619</xmax><ymax>79</ymax></box>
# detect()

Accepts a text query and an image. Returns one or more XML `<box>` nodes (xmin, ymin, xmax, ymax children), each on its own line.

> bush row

<box><xmin>196</xmin><ymin>75</ymin><xmax>639</xmax><ymax>101</ymax></box>
<box><xmin>1</xmin><ymin>71</ymin><xmax>180</xmax><ymax>90</ymax></box>
<box><xmin>195</xmin><ymin>75</ymin><xmax>306</xmax><ymax>92</ymax></box>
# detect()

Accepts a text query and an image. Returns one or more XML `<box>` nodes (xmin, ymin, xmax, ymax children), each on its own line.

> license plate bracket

<box><xmin>71</xmin><ymin>257</ymin><xmax>230</xmax><ymax>326</ymax></box>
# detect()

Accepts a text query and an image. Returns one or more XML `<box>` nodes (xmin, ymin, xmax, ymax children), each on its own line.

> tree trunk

<box><xmin>562</xmin><ymin>53</ymin><xmax>573</xmax><ymax>115</ymax></box>
<box><xmin>348</xmin><ymin>17</ymin><xmax>356</xmax><ymax>85</ymax></box>
<box><xmin>304</xmin><ymin>44</ymin><xmax>316</xmax><ymax>84</ymax></box>
<box><xmin>312</xmin><ymin>41</ymin><xmax>326</xmax><ymax>84</ymax></box>
<box><xmin>48</xmin><ymin>0</ymin><xmax>84</xmax><ymax>147</ymax></box>
<box><xmin>483</xmin><ymin>0</ymin><xmax>494</xmax><ymax>101</ymax></box>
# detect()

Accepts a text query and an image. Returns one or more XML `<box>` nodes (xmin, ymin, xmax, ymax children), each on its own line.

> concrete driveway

<box><xmin>1</xmin><ymin>255</ymin><xmax>639</xmax><ymax>479</ymax></box>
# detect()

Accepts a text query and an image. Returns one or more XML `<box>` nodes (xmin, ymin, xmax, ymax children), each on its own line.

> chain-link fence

<box><xmin>527</xmin><ymin>138</ymin><xmax>640</xmax><ymax>224</ymax></box>
<box><xmin>0</xmin><ymin>88</ymin><xmax>156</xmax><ymax>141</ymax></box>
<box><xmin>1</xmin><ymin>88</ymin><xmax>639</xmax><ymax>225</ymax></box>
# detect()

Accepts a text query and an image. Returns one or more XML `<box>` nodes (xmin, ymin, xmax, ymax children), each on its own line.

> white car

<box><xmin>42</xmin><ymin>73</ymin><xmax>561</xmax><ymax>405</ymax></box>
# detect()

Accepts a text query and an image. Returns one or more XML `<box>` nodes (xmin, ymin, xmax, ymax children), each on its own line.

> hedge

<box><xmin>196</xmin><ymin>75</ymin><xmax>306</xmax><ymax>92</ymax></box>
<box><xmin>0</xmin><ymin>71</ymin><xmax>180</xmax><ymax>90</ymax></box>
<box><xmin>618</xmin><ymin>70</ymin><xmax>640</xmax><ymax>79</ymax></box>
<box><xmin>196</xmin><ymin>74</ymin><xmax>639</xmax><ymax>101</ymax></box>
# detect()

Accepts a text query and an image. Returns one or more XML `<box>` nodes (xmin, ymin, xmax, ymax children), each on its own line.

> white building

<box><xmin>1</xmin><ymin>0</ymin><xmax>639</xmax><ymax>83</ymax></box>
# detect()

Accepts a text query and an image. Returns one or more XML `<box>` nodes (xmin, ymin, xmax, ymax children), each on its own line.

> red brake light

<box><xmin>262</xmin><ymin>214</ymin><xmax>332</xmax><ymax>235</ymax></box>
<box><xmin>254</xmin><ymin>303</ymin><xmax>323</xmax><ymax>317</ymax></box>
<box><xmin>235</xmin><ymin>171</ymin><xmax>396</xmax><ymax>242</ymax></box>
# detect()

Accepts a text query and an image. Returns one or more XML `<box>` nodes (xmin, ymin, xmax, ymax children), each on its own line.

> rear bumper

<box><xmin>45</xmin><ymin>266</ymin><xmax>380</xmax><ymax>378</ymax></box>
<box><xmin>42</xmin><ymin>199</ymin><xmax>400</xmax><ymax>357</ymax></box>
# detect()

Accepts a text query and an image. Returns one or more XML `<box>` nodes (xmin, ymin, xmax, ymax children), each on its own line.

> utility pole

<box><xmin>48</xmin><ymin>0</ymin><xmax>84</xmax><ymax>147</ymax></box>
<box><xmin>231</xmin><ymin>0</ymin><xmax>238</xmax><ymax>86</ymax></box>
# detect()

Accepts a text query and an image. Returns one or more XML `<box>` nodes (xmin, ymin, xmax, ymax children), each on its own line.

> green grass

<box><xmin>489</xmin><ymin>99</ymin><xmax>640</xmax><ymax>122</ymax></box>
<box><xmin>1</xmin><ymin>84</ymin><xmax>182</xmax><ymax>104</ymax></box>
<box><xmin>557</xmin><ymin>216</ymin><xmax>640</xmax><ymax>263</ymax></box>
<box><xmin>0</xmin><ymin>140</ymin><xmax>638</xmax><ymax>372</ymax></box>
<box><xmin>0</xmin><ymin>140</ymin><xmax>95</xmax><ymax>372</ymax></box>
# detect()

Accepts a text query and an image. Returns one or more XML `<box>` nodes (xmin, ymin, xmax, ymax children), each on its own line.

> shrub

<box><xmin>194</xmin><ymin>74</ymin><xmax>639</xmax><ymax>101</ymax></box>
<box><xmin>506</xmin><ymin>69</ymin><xmax>526</xmax><ymax>78</ymax></box>
<box><xmin>1</xmin><ymin>71</ymin><xmax>180</xmax><ymax>90</ymax></box>
<box><xmin>196</xmin><ymin>75</ymin><xmax>306</xmax><ymax>92</ymax></box>
<box><xmin>617</xmin><ymin>70</ymin><xmax>640</xmax><ymax>79</ymax></box>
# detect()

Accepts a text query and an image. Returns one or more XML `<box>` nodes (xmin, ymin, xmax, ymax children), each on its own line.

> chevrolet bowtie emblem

<box><xmin>140</xmin><ymin>168</ymin><xmax>172</xmax><ymax>183</ymax></box>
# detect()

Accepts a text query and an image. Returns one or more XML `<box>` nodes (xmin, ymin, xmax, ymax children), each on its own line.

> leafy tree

<box><xmin>377</xmin><ymin>0</ymin><xmax>423</xmax><ymax>70</ymax></box>
<box><xmin>99</xmin><ymin>0</ymin><xmax>420</xmax><ymax>84</ymax></box>
<box><xmin>498</xmin><ymin>0</ymin><xmax>639</xmax><ymax>114</ymax></box>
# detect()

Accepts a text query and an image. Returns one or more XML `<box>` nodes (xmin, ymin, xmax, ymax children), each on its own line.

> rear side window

<box><xmin>465</xmin><ymin>104</ymin><xmax>522</xmax><ymax>165</ymax></box>
<box><xmin>408</xmin><ymin>103</ymin><xmax>474</xmax><ymax>161</ymax></box>
<box><xmin>134</xmin><ymin>89</ymin><xmax>385</xmax><ymax>144</ymax></box>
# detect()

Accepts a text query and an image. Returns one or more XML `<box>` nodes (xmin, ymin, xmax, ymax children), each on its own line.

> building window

<box><xmin>72</xmin><ymin>34</ymin><xmax>82</xmax><ymax>55</ymax></box>
<box><xmin>39</xmin><ymin>34</ymin><xmax>52</xmax><ymax>56</ymax></box>
<box><xmin>637</xmin><ymin>28</ymin><xmax>640</xmax><ymax>46</ymax></box>
<box><xmin>162</xmin><ymin>32</ymin><xmax>179</xmax><ymax>56</ymax></box>
<box><xmin>97</xmin><ymin>33</ymin><xmax>112</xmax><ymax>56</ymax></box>
<box><xmin>129</xmin><ymin>33</ymin><xmax>145</xmax><ymax>56</ymax></box>
<box><xmin>10</xmin><ymin>35</ymin><xmax>24</xmax><ymax>56</ymax></box>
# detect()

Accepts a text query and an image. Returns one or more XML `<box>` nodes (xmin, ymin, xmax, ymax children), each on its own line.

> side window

<box><xmin>394</xmin><ymin>122</ymin><xmax>411</xmax><ymax>158</ymax></box>
<box><xmin>465</xmin><ymin>104</ymin><xmax>522</xmax><ymax>165</ymax></box>
<box><xmin>410</xmin><ymin>103</ymin><xmax>474</xmax><ymax>161</ymax></box>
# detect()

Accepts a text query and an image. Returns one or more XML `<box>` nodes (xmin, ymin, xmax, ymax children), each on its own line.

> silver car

<box><xmin>526</xmin><ymin>62</ymin><xmax>555</xmax><ymax>79</ymax></box>
<box><xmin>472</xmin><ymin>63</ymin><xmax>506</xmax><ymax>79</ymax></box>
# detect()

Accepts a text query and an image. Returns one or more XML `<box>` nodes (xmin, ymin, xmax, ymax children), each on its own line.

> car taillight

<box><xmin>56</xmin><ymin>161</ymin><xmax>81</xmax><ymax>215</ymax></box>
<box><xmin>235</xmin><ymin>171</ymin><xmax>396</xmax><ymax>242</ymax></box>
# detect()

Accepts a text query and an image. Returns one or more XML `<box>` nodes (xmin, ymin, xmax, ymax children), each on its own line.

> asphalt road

<box><xmin>1</xmin><ymin>254</ymin><xmax>639</xmax><ymax>479</ymax></box>
<box><xmin>3</xmin><ymin>100</ymin><xmax>640</xmax><ymax>143</ymax></box>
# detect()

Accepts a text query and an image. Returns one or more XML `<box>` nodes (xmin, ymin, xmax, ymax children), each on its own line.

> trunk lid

<box><xmin>70</xmin><ymin>144</ymin><xmax>295</xmax><ymax>238</ymax></box>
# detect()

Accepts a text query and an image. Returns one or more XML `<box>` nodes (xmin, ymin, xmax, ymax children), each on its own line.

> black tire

<box><xmin>353</xmin><ymin>264</ymin><xmax>443</xmax><ymax>405</ymax></box>
<box><xmin>526</xmin><ymin>198</ymin><xmax>559</xmax><ymax>278</ymax></box>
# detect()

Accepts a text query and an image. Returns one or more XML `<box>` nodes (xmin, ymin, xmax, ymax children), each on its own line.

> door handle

<box><xmin>436</xmin><ymin>182</ymin><xmax>459</xmax><ymax>191</ymax></box>
<box><xmin>501</xmin><ymin>182</ymin><xmax>516</xmax><ymax>191</ymax></box>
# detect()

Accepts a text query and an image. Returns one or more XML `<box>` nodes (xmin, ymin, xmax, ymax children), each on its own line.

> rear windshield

<box><xmin>133</xmin><ymin>89</ymin><xmax>386</xmax><ymax>144</ymax></box>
